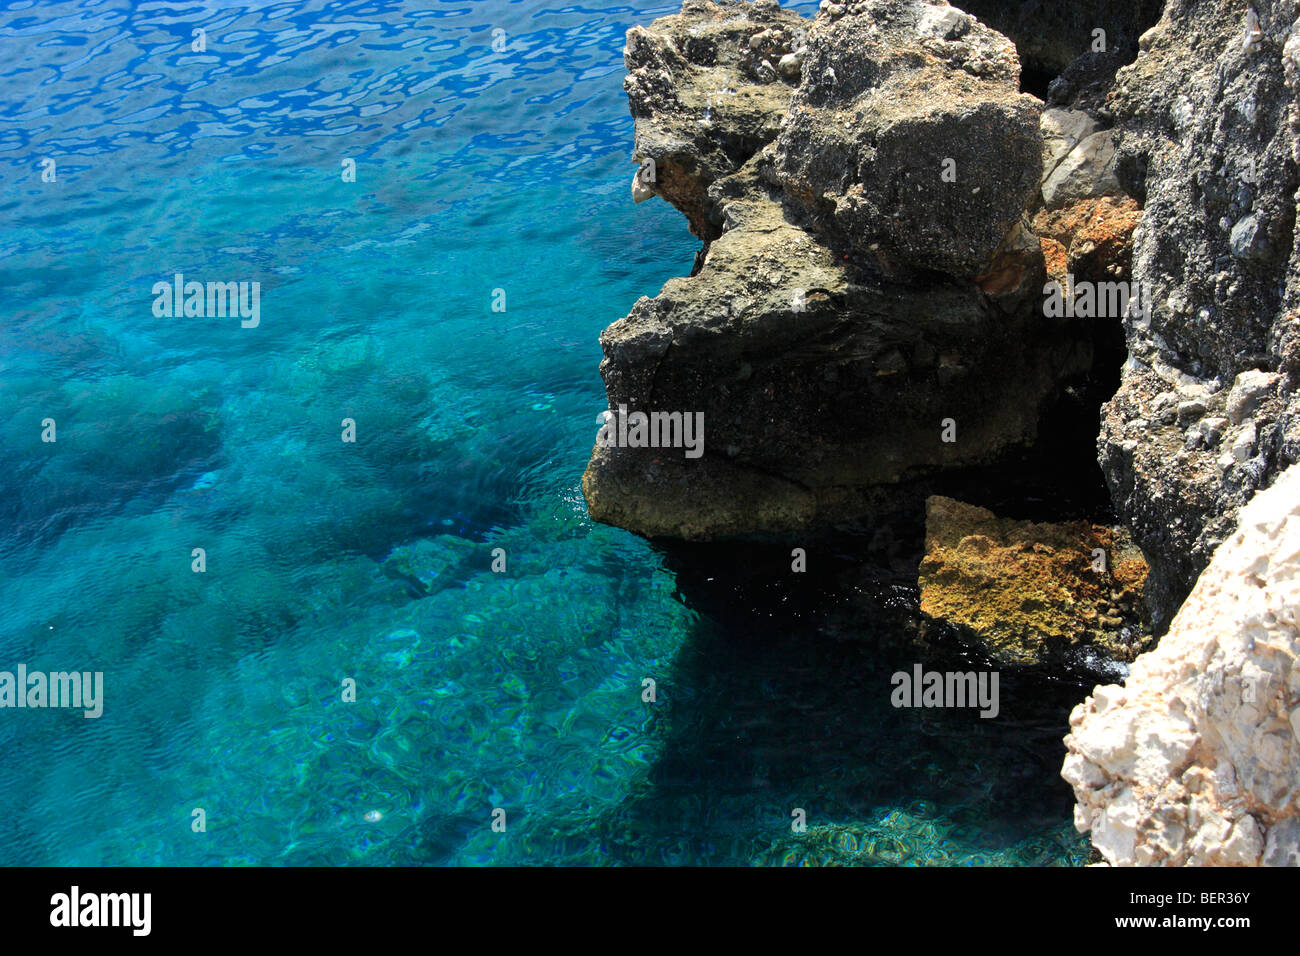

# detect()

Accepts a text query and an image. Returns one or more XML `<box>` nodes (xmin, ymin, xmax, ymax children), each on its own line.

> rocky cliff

<box><xmin>587</xmin><ymin>0</ymin><xmax>1300</xmax><ymax>866</ymax></box>
<box><xmin>1097</xmin><ymin>0</ymin><xmax>1300</xmax><ymax>630</ymax></box>
<box><xmin>584</xmin><ymin>0</ymin><xmax>1118</xmax><ymax>542</ymax></box>
<box><xmin>590</xmin><ymin>0</ymin><xmax>1299</xmax><ymax>620</ymax></box>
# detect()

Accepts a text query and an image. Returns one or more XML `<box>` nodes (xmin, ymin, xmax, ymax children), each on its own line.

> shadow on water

<box><xmin>595</xmin><ymin>538</ymin><xmax>1091</xmax><ymax>865</ymax></box>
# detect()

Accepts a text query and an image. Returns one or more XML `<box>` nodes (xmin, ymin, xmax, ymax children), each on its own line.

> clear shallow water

<box><xmin>0</xmin><ymin>0</ymin><xmax>1086</xmax><ymax>865</ymax></box>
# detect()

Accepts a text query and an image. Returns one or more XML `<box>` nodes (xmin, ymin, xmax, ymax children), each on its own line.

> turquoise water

<box><xmin>0</xmin><ymin>0</ymin><xmax>1087</xmax><ymax>865</ymax></box>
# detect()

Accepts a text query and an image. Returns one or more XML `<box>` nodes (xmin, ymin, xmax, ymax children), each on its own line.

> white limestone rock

<box><xmin>1063</xmin><ymin>463</ymin><xmax>1300</xmax><ymax>866</ymax></box>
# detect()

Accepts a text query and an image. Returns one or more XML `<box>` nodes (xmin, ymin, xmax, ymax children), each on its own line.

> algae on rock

<box><xmin>918</xmin><ymin>496</ymin><xmax>1151</xmax><ymax>673</ymax></box>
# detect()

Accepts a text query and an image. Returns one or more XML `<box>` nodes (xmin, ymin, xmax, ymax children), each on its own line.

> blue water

<box><xmin>0</xmin><ymin>0</ymin><xmax>1087</xmax><ymax>865</ymax></box>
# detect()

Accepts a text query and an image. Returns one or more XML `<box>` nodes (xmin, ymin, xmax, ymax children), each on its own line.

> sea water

<box><xmin>0</xmin><ymin>0</ymin><xmax>1088</xmax><ymax>866</ymax></box>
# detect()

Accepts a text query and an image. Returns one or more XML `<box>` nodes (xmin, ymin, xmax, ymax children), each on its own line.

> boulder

<box><xmin>584</xmin><ymin>155</ymin><xmax>1090</xmax><ymax>538</ymax></box>
<box><xmin>772</xmin><ymin>0</ymin><xmax>1042</xmax><ymax>277</ymax></box>
<box><xmin>1041</xmin><ymin>130</ymin><xmax>1122</xmax><ymax>208</ymax></box>
<box><xmin>1041</xmin><ymin>108</ymin><xmax>1102</xmax><ymax>185</ymax></box>
<box><xmin>918</xmin><ymin>496</ymin><xmax>1150</xmax><ymax>674</ymax></box>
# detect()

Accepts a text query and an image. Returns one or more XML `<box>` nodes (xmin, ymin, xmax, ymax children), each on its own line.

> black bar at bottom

<box><xmin>0</xmin><ymin>865</ymin><xmax>1279</xmax><ymax>943</ymax></box>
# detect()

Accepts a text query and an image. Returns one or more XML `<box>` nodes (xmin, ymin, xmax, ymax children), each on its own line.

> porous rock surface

<box><xmin>623</xmin><ymin>0</ymin><xmax>809</xmax><ymax>241</ymax></box>
<box><xmin>771</xmin><ymin>0</ymin><xmax>1041</xmax><ymax>277</ymax></box>
<box><xmin>585</xmin><ymin>0</ymin><xmax>1104</xmax><ymax>540</ymax></box>
<box><xmin>1063</xmin><ymin>463</ymin><xmax>1300</xmax><ymax>866</ymax></box>
<box><xmin>918</xmin><ymin>496</ymin><xmax>1150</xmax><ymax>672</ymax></box>
<box><xmin>1098</xmin><ymin>0</ymin><xmax>1300</xmax><ymax>630</ymax></box>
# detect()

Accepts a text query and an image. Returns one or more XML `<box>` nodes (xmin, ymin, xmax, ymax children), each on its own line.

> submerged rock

<box><xmin>379</xmin><ymin>535</ymin><xmax>480</xmax><ymax>596</ymax></box>
<box><xmin>1063</xmin><ymin>463</ymin><xmax>1300</xmax><ymax>866</ymax></box>
<box><xmin>918</xmin><ymin>496</ymin><xmax>1150</xmax><ymax>673</ymax></box>
<box><xmin>753</xmin><ymin>817</ymin><xmax>1089</xmax><ymax>866</ymax></box>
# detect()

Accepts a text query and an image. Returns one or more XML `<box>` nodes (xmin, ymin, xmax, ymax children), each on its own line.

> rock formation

<box><xmin>1097</xmin><ymin>0</ymin><xmax>1300</xmax><ymax>630</ymax></box>
<box><xmin>584</xmin><ymin>0</ymin><xmax>1110</xmax><ymax>541</ymax></box>
<box><xmin>588</xmin><ymin>0</ymin><xmax>1300</xmax><ymax>869</ymax></box>
<box><xmin>1063</xmin><ymin>463</ymin><xmax>1300</xmax><ymax>866</ymax></box>
<box><xmin>918</xmin><ymin>496</ymin><xmax>1150</xmax><ymax>674</ymax></box>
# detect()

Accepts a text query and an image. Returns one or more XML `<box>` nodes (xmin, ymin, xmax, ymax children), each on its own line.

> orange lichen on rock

<box><xmin>1038</xmin><ymin>236</ymin><xmax>1068</xmax><ymax>282</ymax></box>
<box><xmin>918</xmin><ymin>496</ymin><xmax>1151</xmax><ymax>668</ymax></box>
<box><xmin>1032</xmin><ymin>196</ymin><xmax>1142</xmax><ymax>285</ymax></box>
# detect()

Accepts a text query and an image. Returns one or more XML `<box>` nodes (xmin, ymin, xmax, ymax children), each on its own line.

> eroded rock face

<box><xmin>1063</xmin><ymin>463</ymin><xmax>1300</xmax><ymax>867</ymax></box>
<box><xmin>772</xmin><ymin>0</ymin><xmax>1042</xmax><ymax>277</ymax></box>
<box><xmin>1098</xmin><ymin>0</ymin><xmax>1300</xmax><ymax>629</ymax></box>
<box><xmin>623</xmin><ymin>0</ymin><xmax>808</xmax><ymax>241</ymax></box>
<box><xmin>918</xmin><ymin>496</ymin><xmax>1150</xmax><ymax>674</ymax></box>
<box><xmin>585</xmin><ymin>0</ymin><xmax>1106</xmax><ymax>541</ymax></box>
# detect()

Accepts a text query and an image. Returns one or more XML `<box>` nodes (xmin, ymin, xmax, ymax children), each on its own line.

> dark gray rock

<box><xmin>1046</xmin><ymin>48</ymin><xmax>1136</xmax><ymax>117</ymax></box>
<box><xmin>1097</xmin><ymin>0</ymin><xmax>1300</xmax><ymax>630</ymax></box>
<box><xmin>773</xmin><ymin>0</ymin><xmax>1042</xmax><ymax>277</ymax></box>
<box><xmin>585</xmin><ymin>156</ymin><xmax>1093</xmax><ymax>538</ymax></box>
<box><xmin>584</xmin><ymin>0</ymin><xmax>1105</xmax><ymax>541</ymax></box>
